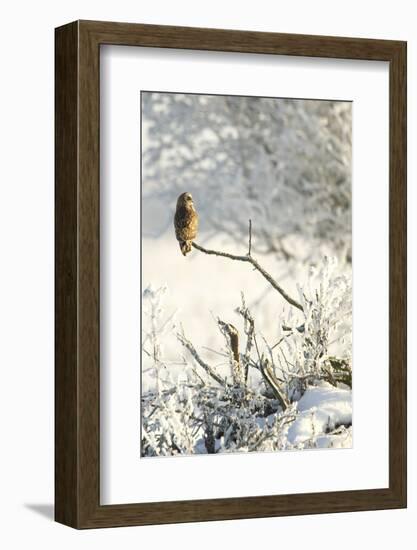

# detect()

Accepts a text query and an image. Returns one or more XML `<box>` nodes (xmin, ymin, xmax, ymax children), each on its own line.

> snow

<box><xmin>140</xmin><ymin>244</ymin><xmax>352</xmax><ymax>455</ymax></box>
<box><xmin>142</xmin><ymin>232</ymin><xmax>350</xmax><ymax>384</ymax></box>
<box><xmin>286</xmin><ymin>382</ymin><xmax>352</xmax><ymax>448</ymax></box>
<box><xmin>140</xmin><ymin>93</ymin><xmax>353</xmax><ymax>457</ymax></box>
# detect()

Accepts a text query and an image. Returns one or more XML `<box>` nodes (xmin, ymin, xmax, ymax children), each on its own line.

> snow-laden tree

<box><xmin>142</xmin><ymin>93</ymin><xmax>352</xmax><ymax>260</ymax></box>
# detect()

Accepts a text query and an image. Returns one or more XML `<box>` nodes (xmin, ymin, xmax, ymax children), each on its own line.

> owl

<box><xmin>174</xmin><ymin>192</ymin><xmax>199</xmax><ymax>256</ymax></box>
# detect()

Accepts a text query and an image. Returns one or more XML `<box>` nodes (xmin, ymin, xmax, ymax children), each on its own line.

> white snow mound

<box><xmin>286</xmin><ymin>382</ymin><xmax>352</xmax><ymax>448</ymax></box>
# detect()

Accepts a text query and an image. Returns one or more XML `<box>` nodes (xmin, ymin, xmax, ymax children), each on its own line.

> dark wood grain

<box><xmin>55</xmin><ymin>21</ymin><xmax>79</xmax><ymax>527</ymax></box>
<box><xmin>55</xmin><ymin>20</ymin><xmax>407</xmax><ymax>529</ymax></box>
<box><xmin>388</xmin><ymin>41</ymin><xmax>407</xmax><ymax>505</ymax></box>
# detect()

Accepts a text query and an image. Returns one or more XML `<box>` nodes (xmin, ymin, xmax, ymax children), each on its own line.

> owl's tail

<box><xmin>179</xmin><ymin>240</ymin><xmax>193</xmax><ymax>256</ymax></box>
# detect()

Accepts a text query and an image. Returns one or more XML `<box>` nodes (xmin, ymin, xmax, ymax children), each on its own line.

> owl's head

<box><xmin>177</xmin><ymin>192</ymin><xmax>194</xmax><ymax>208</ymax></box>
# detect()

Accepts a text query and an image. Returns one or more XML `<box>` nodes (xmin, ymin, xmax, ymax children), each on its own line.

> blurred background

<box><xmin>141</xmin><ymin>92</ymin><xmax>352</xmax><ymax>386</ymax></box>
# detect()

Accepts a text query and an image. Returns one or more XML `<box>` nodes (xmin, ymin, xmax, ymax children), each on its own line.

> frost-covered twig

<box><xmin>236</xmin><ymin>295</ymin><xmax>255</xmax><ymax>383</ymax></box>
<box><xmin>248</xmin><ymin>411</ymin><xmax>297</xmax><ymax>452</ymax></box>
<box><xmin>218</xmin><ymin>320</ymin><xmax>243</xmax><ymax>385</ymax></box>
<box><xmin>177</xmin><ymin>331</ymin><xmax>227</xmax><ymax>387</ymax></box>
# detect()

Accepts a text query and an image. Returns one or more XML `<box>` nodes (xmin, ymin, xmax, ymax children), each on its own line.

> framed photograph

<box><xmin>55</xmin><ymin>20</ymin><xmax>406</xmax><ymax>528</ymax></box>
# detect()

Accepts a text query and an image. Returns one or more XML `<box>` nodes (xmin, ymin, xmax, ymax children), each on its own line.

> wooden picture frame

<box><xmin>55</xmin><ymin>20</ymin><xmax>407</xmax><ymax>528</ymax></box>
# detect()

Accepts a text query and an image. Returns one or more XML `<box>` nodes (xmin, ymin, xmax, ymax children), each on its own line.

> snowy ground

<box><xmin>141</xmin><ymin>230</ymin><xmax>352</xmax><ymax>455</ymax></box>
<box><xmin>287</xmin><ymin>382</ymin><xmax>352</xmax><ymax>449</ymax></box>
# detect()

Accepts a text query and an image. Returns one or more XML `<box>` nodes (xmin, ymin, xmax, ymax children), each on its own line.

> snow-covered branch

<box><xmin>177</xmin><ymin>330</ymin><xmax>227</xmax><ymax>387</ymax></box>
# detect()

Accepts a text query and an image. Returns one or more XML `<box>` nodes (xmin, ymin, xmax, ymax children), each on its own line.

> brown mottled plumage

<box><xmin>174</xmin><ymin>192</ymin><xmax>198</xmax><ymax>256</ymax></box>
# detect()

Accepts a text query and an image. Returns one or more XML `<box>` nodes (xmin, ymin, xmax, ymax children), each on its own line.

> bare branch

<box><xmin>201</xmin><ymin>346</ymin><xmax>228</xmax><ymax>359</ymax></box>
<box><xmin>217</xmin><ymin>321</ymin><xmax>240</xmax><ymax>366</ymax></box>
<box><xmin>218</xmin><ymin>320</ymin><xmax>242</xmax><ymax>385</ymax></box>
<box><xmin>271</xmin><ymin>331</ymin><xmax>294</xmax><ymax>350</ymax></box>
<box><xmin>260</xmin><ymin>358</ymin><xmax>289</xmax><ymax>411</ymax></box>
<box><xmin>192</xmin><ymin>229</ymin><xmax>303</xmax><ymax>312</ymax></box>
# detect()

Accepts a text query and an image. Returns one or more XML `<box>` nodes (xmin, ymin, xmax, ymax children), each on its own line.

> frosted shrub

<box><xmin>142</xmin><ymin>284</ymin><xmax>178</xmax><ymax>393</ymax></box>
<box><xmin>141</xmin><ymin>256</ymin><xmax>352</xmax><ymax>457</ymax></box>
<box><xmin>273</xmin><ymin>257</ymin><xmax>351</xmax><ymax>404</ymax></box>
